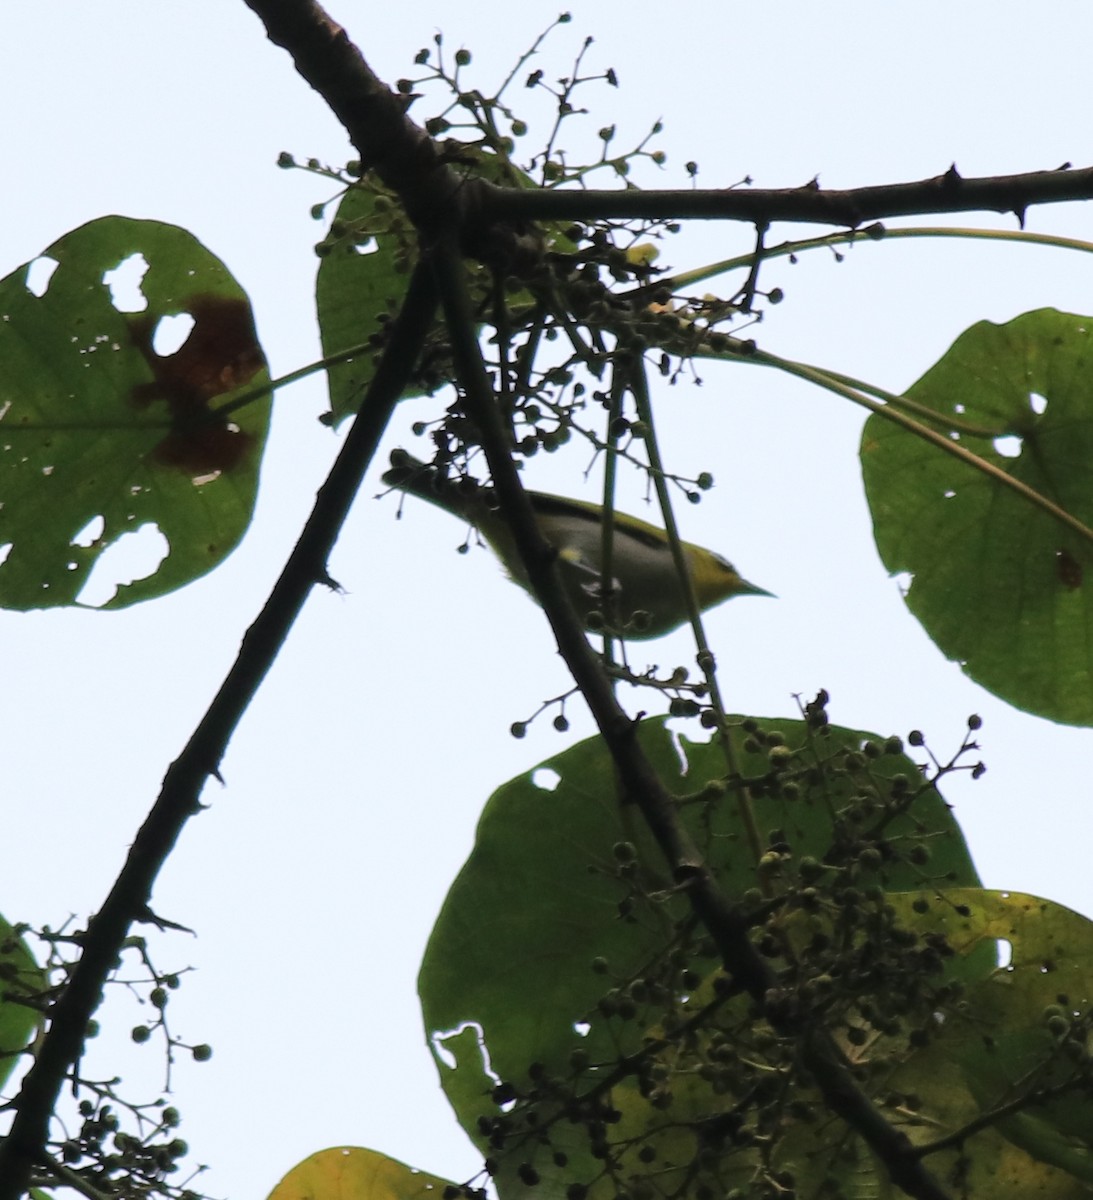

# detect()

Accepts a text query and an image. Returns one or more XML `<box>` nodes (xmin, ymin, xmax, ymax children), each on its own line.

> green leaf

<box><xmin>315</xmin><ymin>182</ymin><xmax>419</xmax><ymax>427</ymax></box>
<box><xmin>419</xmin><ymin>716</ymin><xmax>980</xmax><ymax>1197</ymax></box>
<box><xmin>965</xmin><ymin>1029</ymin><xmax>1093</xmax><ymax>1186</ymax></box>
<box><xmin>878</xmin><ymin>888</ymin><xmax>1093</xmax><ymax>1195</ymax></box>
<box><xmin>0</xmin><ymin>216</ymin><xmax>270</xmax><ymax>609</ymax></box>
<box><xmin>931</xmin><ymin>890</ymin><xmax>1093</xmax><ymax>1183</ymax></box>
<box><xmin>316</xmin><ymin>148</ymin><xmax>575</xmax><ymax>425</ymax></box>
<box><xmin>267</xmin><ymin>1146</ymin><xmax>456</xmax><ymax>1200</ymax></box>
<box><xmin>861</xmin><ymin>308</ymin><xmax>1093</xmax><ymax>725</ymax></box>
<box><xmin>0</xmin><ymin>917</ymin><xmax>47</xmax><ymax>1093</ymax></box>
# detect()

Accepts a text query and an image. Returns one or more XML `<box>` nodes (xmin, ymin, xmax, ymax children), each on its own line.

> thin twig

<box><xmin>644</xmin><ymin>223</ymin><xmax>1093</xmax><ymax>303</ymax></box>
<box><xmin>744</xmin><ymin>345</ymin><xmax>1093</xmax><ymax>551</ymax></box>
<box><xmin>33</xmin><ymin>1152</ymin><xmax>114</xmax><ymax>1200</ymax></box>
<box><xmin>626</xmin><ymin>360</ymin><xmax>763</xmax><ymax>866</ymax></box>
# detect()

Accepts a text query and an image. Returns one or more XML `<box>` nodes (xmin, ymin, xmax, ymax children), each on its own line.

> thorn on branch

<box><xmin>135</xmin><ymin>907</ymin><xmax>195</xmax><ymax>936</ymax></box>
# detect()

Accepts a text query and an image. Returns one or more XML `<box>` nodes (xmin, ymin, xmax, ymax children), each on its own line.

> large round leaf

<box><xmin>419</xmin><ymin>716</ymin><xmax>981</xmax><ymax>1199</ymax></box>
<box><xmin>0</xmin><ymin>216</ymin><xmax>270</xmax><ymax>609</ymax></box>
<box><xmin>861</xmin><ymin>308</ymin><xmax>1093</xmax><ymax>725</ymax></box>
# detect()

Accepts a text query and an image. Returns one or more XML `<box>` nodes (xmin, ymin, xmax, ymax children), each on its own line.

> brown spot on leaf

<box><xmin>1055</xmin><ymin>548</ymin><xmax>1083</xmax><ymax>590</ymax></box>
<box><xmin>127</xmin><ymin>294</ymin><xmax>266</xmax><ymax>475</ymax></box>
<box><xmin>153</xmin><ymin>425</ymin><xmax>249</xmax><ymax>476</ymax></box>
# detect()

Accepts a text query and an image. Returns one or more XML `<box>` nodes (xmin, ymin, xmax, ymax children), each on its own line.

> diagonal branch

<box><xmin>0</xmin><ymin>262</ymin><xmax>439</xmax><ymax>1200</ymax></box>
<box><xmin>429</xmin><ymin>233</ymin><xmax>953</xmax><ymax>1200</ymax></box>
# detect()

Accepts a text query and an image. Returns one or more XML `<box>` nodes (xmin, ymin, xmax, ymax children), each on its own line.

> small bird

<box><xmin>382</xmin><ymin>451</ymin><xmax>771</xmax><ymax>640</ymax></box>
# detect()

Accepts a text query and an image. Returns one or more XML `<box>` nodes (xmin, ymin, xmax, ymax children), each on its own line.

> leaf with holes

<box><xmin>0</xmin><ymin>216</ymin><xmax>270</xmax><ymax>609</ymax></box>
<box><xmin>419</xmin><ymin>716</ymin><xmax>982</xmax><ymax>1200</ymax></box>
<box><xmin>861</xmin><ymin>308</ymin><xmax>1093</xmax><ymax>725</ymax></box>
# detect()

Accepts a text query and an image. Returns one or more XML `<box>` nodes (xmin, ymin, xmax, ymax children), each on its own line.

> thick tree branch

<box><xmin>244</xmin><ymin>0</ymin><xmax>1093</xmax><ymax>265</ymax></box>
<box><xmin>481</xmin><ymin>162</ymin><xmax>1093</xmax><ymax>229</ymax></box>
<box><xmin>430</xmin><ymin>235</ymin><xmax>953</xmax><ymax>1200</ymax></box>
<box><xmin>242</xmin><ymin>0</ymin><xmax>453</xmax><ymax>221</ymax></box>
<box><xmin>242</xmin><ymin>0</ymin><xmax>541</xmax><ymax>268</ymax></box>
<box><xmin>0</xmin><ymin>264</ymin><xmax>439</xmax><ymax>1200</ymax></box>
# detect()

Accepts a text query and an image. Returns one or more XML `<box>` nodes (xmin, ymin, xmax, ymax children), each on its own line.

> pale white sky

<box><xmin>4</xmin><ymin>3</ymin><xmax>1093</xmax><ymax>1197</ymax></box>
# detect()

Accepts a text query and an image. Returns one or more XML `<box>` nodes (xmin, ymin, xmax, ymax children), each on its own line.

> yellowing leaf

<box><xmin>268</xmin><ymin>1146</ymin><xmax>456</xmax><ymax>1200</ymax></box>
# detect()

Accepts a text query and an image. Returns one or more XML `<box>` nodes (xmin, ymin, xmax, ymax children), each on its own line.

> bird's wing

<box><xmin>557</xmin><ymin>544</ymin><xmax>621</xmax><ymax>602</ymax></box>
